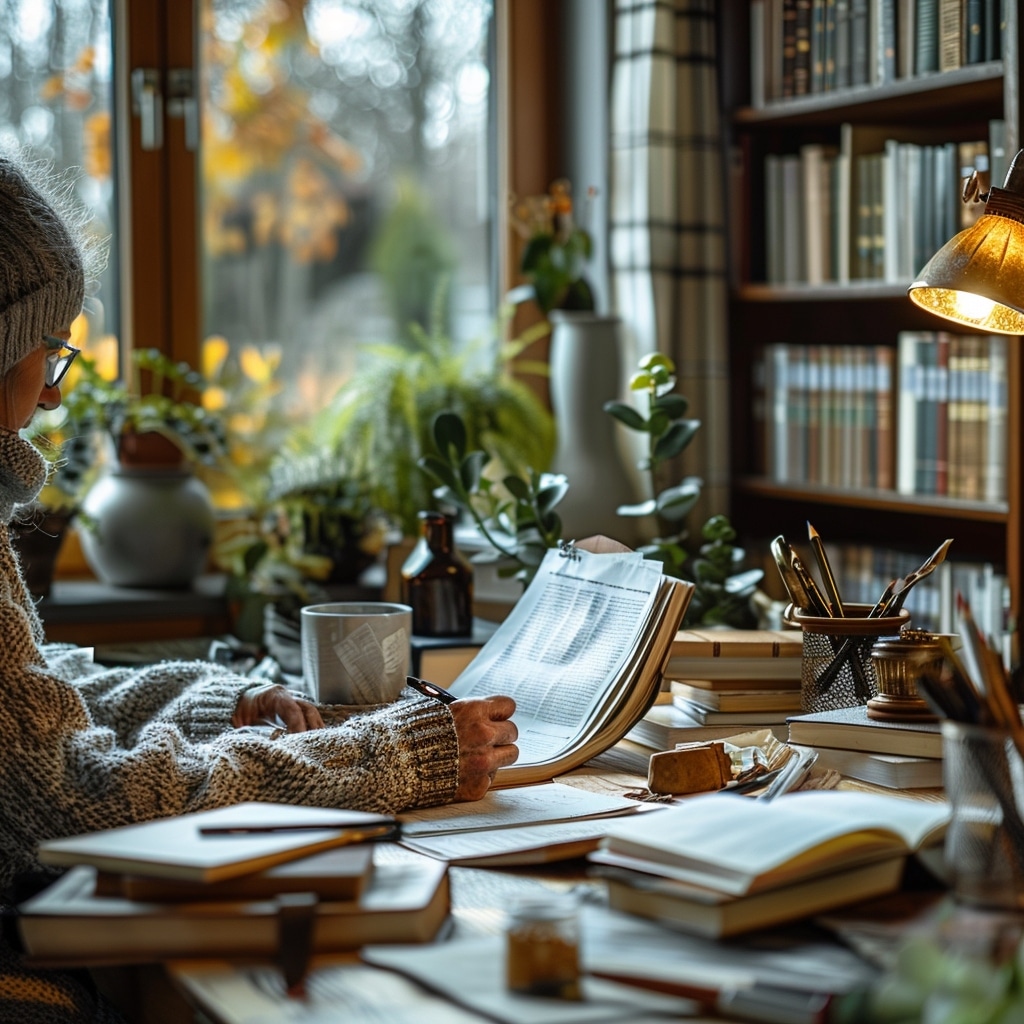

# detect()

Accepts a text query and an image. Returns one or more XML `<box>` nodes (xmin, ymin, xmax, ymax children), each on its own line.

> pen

<box><xmin>406</xmin><ymin>675</ymin><xmax>458</xmax><ymax>704</ymax></box>
<box><xmin>199</xmin><ymin>822</ymin><xmax>399</xmax><ymax>838</ymax></box>
<box><xmin>806</xmin><ymin>522</ymin><xmax>844</xmax><ymax>617</ymax></box>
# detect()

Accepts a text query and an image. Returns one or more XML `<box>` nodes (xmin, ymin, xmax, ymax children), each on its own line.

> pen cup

<box><xmin>942</xmin><ymin>721</ymin><xmax>1024</xmax><ymax>910</ymax></box>
<box><xmin>793</xmin><ymin>604</ymin><xmax>911</xmax><ymax>714</ymax></box>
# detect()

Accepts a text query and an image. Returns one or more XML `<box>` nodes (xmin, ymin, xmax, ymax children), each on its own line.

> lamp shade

<box><xmin>908</xmin><ymin>151</ymin><xmax>1024</xmax><ymax>335</ymax></box>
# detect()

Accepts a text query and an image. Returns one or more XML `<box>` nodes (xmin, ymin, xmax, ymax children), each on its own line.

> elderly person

<box><xmin>0</xmin><ymin>154</ymin><xmax>517</xmax><ymax>1021</ymax></box>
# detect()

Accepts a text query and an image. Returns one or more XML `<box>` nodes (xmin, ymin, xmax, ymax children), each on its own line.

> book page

<box><xmin>601</xmin><ymin>791</ymin><xmax>951</xmax><ymax>895</ymax></box>
<box><xmin>398</xmin><ymin>783</ymin><xmax>643</xmax><ymax>837</ymax></box>
<box><xmin>449</xmin><ymin>549</ymin><xmax>663</xmax><ymax>763</ymax></box>
<box><xmin>401</xmin><ymin>819</ymin><xmax>631</xmax><ymax>863</ymax></box>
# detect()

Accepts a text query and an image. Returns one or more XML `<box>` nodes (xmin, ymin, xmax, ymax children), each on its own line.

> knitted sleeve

<box><xmin>43</xmin><ymin>646</ymin><xmax>247</xmax><ymax>744</ymax></box>
<box><xmin>0</xmin><ymin>582</ymin><xmax>459</xmax><ymax>888</ymax></box>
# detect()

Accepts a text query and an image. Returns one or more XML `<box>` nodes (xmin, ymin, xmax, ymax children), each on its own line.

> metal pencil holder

<box><xmin>793</xmin><ymin>604</ymin><xmax>911</xmax><ymax>714</ymax></box>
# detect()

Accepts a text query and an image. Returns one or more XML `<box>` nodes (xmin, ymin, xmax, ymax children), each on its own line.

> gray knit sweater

<box><xmin>0</xmin><ymin>427</ymin><xmax>461</xmax><ymax>893</ymax></box>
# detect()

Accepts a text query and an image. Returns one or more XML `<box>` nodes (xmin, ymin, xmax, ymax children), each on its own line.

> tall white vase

<box><xmin>548</xmin><ymin>311</ymin><xmax>640</xmax><ymax>545</ymax></box>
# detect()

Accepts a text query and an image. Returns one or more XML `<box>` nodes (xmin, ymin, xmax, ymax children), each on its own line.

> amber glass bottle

<box><xmin>401</xmin><ymin>511</ymin><xmax>473</xmax><ymax>636</ymax></box>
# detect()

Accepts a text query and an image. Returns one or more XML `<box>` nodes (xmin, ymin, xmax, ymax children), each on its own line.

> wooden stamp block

<box><xmin>647</xmin><ymin>742</ymin><xmax>733</xmax><ymax>795</ymax></box>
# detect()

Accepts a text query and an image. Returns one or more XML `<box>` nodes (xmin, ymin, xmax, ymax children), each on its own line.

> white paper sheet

<box><xmin>448</xmin><ymin>549</ymin><xmax>664</xmax><ymax>763</ymax></box>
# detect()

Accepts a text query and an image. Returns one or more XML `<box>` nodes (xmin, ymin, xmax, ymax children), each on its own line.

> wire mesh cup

<box><xmin>942</xmin><ymin>721</ymin><xmax>1024</xmax><ymax>910</ymax></box>
<box><xmin>793</xmin><ymin>604</ymin><xmax>911</xmax><ymax>713</ymax></box>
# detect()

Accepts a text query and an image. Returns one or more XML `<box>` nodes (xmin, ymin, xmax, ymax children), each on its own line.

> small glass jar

<box><xmin>505</xmin><ymin>894</ymin><xmax>581</xmax><ymax>1000</ymax></box>
<box><xmin>400</xmin><ymin>511</ymin><xmax>473</xmax><ymax>636</ymax></box>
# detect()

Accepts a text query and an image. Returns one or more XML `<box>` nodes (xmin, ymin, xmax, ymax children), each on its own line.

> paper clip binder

<box><xmin>558</xmin><ymin>539</ymin><xmax>580</xmax><ymax>561</ymax></box>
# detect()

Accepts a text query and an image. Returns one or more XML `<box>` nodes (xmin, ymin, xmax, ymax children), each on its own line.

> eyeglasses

<box><xmin>42</xmin><ymin>337</ymin><xmax>80</xmax><ymax>389</ymax></box>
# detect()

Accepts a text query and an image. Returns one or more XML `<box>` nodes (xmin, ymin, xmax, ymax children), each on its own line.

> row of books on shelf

<box><xmin>823</xmin><ymin>542</ymin><xmax>1009</xmax><ymax>639</ymax></box>
<box><xmin>897</xmin><ymin>331</ymin><xmax>1006</xmax><ymax>501</ymax></box>
<box><xmin>755</xmin><ymin>331</ymin><xmax>1008</xmax><ymax>500</ymax></box>
<box><xmin>751</xmin><ymin>0</ymin><xmax>1003</xmax><ymax>107</ymax></box>
<box><xmin>764</xmin><ymin>127</ymin><xmax>1004</xmax><ymax>286</ymax></box>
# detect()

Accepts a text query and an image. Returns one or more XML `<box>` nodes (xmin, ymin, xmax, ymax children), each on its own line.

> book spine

<box><xmin>812</xmin><ymin>0</ymin><xmax>827</xmax><ymax>91</ymax></box>
<box><xmin>875</xmin><ymin>344</ymin><xmax>895</xmax><ymax>490</ymax></box>
<box><xmin>915</xmin><ymin>0</ymin><xmax>939</xmax><ymax>73</ymax></box>
<box><xmin>896</xmin><ymin>331</ymin><xmax>921</xmax><ymax>495</ymax></box>
<box><xmin>965</xmin><ymin>0</ymin><xmax>984</xmax><ymax>63</ymax></box>
<box><xmin>875</xmin><ymin>0</ymin><xmax>898</xmax><ymax>81</ymax></box>
<box><xmin>938</xmin><ymin>0</ymin><xmax>963</xmax><ymax>70</ymax></box>
<box><xmin>897</xmin><ymin>0</ymin><xmax>916</xmax><ymax>76</ymax></box>
<box><xmin>985</xmin><ymin>333</ymin><xmax>1008</xmax><ymax>504</ymax></box>
<box><xmin>783</xmin><ymin>0</ymin><xmax>799</xmax><ymax>97</ymax></box>
<box><xmin>835</xmin><ymin>0</ymin><xmax>852</xmax><ymax>86</ymax></box>
<box><xmin>795</xmin><ymin>0</ymin><xmax>814</xmax><ymax>94</ymax></box>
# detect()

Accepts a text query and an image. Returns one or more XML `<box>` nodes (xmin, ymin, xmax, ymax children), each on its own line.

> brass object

<box><xmin>868</xmin><ymin>628</ymin><xmax>952</xmax><ymax>722</ymax></box>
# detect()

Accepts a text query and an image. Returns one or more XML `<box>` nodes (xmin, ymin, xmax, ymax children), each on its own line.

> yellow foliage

<box><xmin>201</xmin><ymin>335</ymin><xmax>230</xmax><ymax>379</ymax></box>
<box><xmin>83</xmin><ymin>111</ymin><xmax>111</xmax><ymax>180</ymax></box>
<box><xmin>239</xmin><ymin>343</ymin><xmax>281</xmax><ymax>384</ymax></box>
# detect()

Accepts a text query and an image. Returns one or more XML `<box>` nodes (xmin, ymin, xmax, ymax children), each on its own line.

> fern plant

<box><xmin>316</xmin><ymin>301</ymin><xmax>555</xmax><ymax>536</ymax></box>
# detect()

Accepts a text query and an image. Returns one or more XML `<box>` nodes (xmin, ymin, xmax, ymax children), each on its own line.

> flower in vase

<box><xmin>510</xmin><ymin>179</ymin><xmax>596</xmax><ymax>315</ymax></box>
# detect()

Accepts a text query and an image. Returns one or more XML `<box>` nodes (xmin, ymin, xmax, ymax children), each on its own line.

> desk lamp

<box><xmin>908</xmin><ymin>148</ymin><xmax>1024</xmax><ymax>334</ymax></box>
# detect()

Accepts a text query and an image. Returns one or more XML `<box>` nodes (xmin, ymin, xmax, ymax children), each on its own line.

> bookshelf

<box><xmin>717</xmin><ymin>1</ymin><xmax>1023</xmax><ymax>636</ymax></box>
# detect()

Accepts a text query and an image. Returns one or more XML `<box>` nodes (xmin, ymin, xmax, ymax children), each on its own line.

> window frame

<box><xmin>119</xmin><ymin>0</ymin><xmax>565</xmax><ymax>371</ymax></box>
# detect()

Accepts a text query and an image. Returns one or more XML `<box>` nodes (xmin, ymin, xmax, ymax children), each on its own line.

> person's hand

<box><xmin>450</xmin><ymin>695</ymin><xmax>518</xmax><ymax>801</ymax></box>
<box><xmin>232</xmin><ymin>682</ymin><xmax>324</xmax><ymax>733</ymax></box>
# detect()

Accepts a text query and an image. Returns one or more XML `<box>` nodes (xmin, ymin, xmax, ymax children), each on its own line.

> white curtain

<box><xmin>610</xmin><ymin>0</ymin><xmax>730</xmax><ymax>530</ymax></box>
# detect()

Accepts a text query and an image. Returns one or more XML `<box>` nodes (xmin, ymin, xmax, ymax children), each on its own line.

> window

<box><xmin>0</xmin><ymin>0</ymin><xmax>120</xmax><ymax>376</ymax></box>
<box><xmin>198</xmin><ymin>0</ymin><xmax>496</xmax><ymax>414</ymax></box>
<box><xmin>0</xmin><ymin>0</ymin><xmax>567</xmax><ymax>416</ymax></box>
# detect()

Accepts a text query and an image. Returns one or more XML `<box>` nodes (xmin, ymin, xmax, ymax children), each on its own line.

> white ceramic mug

<box><xmin>301</xmin><ymin>602</ymin><xmax>412</xmax><ymax>704</ymax></box>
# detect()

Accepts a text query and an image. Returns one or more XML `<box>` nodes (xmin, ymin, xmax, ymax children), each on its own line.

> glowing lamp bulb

<box><xmin>951</xmin><ymin>291</ymin><xmax>996</xmax><ymax>322</ymax></box>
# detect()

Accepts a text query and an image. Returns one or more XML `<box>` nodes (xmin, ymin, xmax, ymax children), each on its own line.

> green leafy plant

<box><xmin>509</xmin><ymin>179</ymin><xmax>596</xmax><ymax>315</ymax></box>
<box><xmin>418</xmin><ymin>411</ymin><xmax>567</xmax><ymax>584</ymax></box>
<box><xmin>317</xmin><ymin>297</ymin><xmax>556</xmax><ymax>537</ymax></box>
<box><xmin>604</xmin><ymin>352</ymin><xmax>762</xmax><ymax>627</ymax></box>
<box><xmin>27</xmin><ymin>348</ymin><xmax>227</xmax><ymax>512</ymax></box>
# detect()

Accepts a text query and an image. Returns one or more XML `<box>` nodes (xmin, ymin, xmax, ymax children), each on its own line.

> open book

<box><xmin>594</xmin><ymin>790</ymin><xmax>950</xmax><ymax>897</ymax></box>
<box><xmin>37</xmin><ymin>803</ymin><xmax>396</xmax><ymax>883</ymax></box>
<box><xmin>447</xmin><ymin>546</ymin><xmax>692</xmax><ymax>786</ymax></box>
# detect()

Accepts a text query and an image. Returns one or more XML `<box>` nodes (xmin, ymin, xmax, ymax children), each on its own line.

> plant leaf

<box><xmin>603</xmin><ymin>401</ymin><xmax>647</xmax><ymax>430</ymax></box>
<box><xmin>653</xmin><ymin>419</ymin><xmax>701</xmax><ymax>461</ymax></box>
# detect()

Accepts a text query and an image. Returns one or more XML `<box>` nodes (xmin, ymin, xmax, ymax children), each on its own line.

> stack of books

<box><xmin>786</xmin><ymin>704</ymin><xmax>944</xmax><ymax>789</ymax></box>
<box><xmin>627</xmin><ymin>628</ymin><xmax>802</xmax><ymax>751</ymax></box>
<box><xmin>589</xmin><ymin>790</ymin><xmax>950</xmax><ymax>938</ymax></box>
<box><xmin>18</xmin><ymin>803</ymin><xmax>449</xmax><ymax>964</ymax></box>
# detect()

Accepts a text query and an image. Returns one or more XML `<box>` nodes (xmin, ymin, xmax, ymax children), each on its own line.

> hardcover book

<box><xmin>786</xmin><ymin>703</ymin><xmax>943</xmax><ymax>758</ymax></box>
<box><xmin>19</xmin><ymin>854</ymin><xmax>449</xmax><ymax>966</ymax></box>
<box><xmin>93</xmin><ymin>844</ymin><xmax>375</xmax><ymax>903</ymax></box>
<box><xmin>37</xmin><ymin>803</ymin><xmax>396</xmax><ymax>883</ymax></box>
<box><xmin>595</xmin><ymin>790</ymin><xmax>949</xmax><ymax>896</ymax></box>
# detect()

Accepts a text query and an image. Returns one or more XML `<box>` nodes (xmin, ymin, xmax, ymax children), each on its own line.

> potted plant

<box><xmin>213</xmin><ymin>445</ymin><xmax>391</xmax><ymax>650</ymax></box>
<box><xmin>36</xmin><ymin>349</ymin><xmax>230</xmax><ymax>588</ymax></box>
<box><xmin>604</xmin><ymin>353</ymin><xmax>764</xmax><ymax>627</ymax></box>
<box><xmin>509</xmin><ymin>179</ymin><xmax>637</xmax><ymax>541</ymax></box>
<box><xmin>315</xmin><ymin>297</ymin><xmax>556</xmax><ymax>540</ymax></box>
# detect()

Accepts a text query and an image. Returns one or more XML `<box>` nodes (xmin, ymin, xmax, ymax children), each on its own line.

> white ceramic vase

<box><xmin>79</xmin><ymin>464</ymin><xmax>215</xmax><ymax>588</ymax></box>
<box><xmin>547</xmin><ymin>311</ymin><xmax>640</xmax><ymax>545</ymax></box>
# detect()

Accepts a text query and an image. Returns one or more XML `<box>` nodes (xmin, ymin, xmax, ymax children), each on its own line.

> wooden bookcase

<box><xmin>716</xmin><ymin>1</ymin><xmax>1023</xmax><ymax>628</ymax></box>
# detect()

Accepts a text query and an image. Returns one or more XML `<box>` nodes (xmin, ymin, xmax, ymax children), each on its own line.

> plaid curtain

<box><xmin>610</xmin><ymin>0</ymin><xmax>729</xmax><ymax>529</ymax></box>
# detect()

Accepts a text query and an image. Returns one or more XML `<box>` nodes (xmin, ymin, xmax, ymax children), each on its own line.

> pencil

<box><xmin>807</xmin><ymin>522</ymin><xmax>845</xmax><ymax>617</ymax></box>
